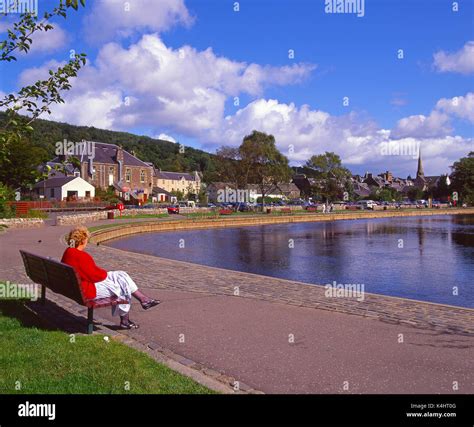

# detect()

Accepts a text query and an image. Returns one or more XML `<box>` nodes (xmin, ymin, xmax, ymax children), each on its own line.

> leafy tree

<box><xmin>406</xmin><ymin>187</ymin><xmax>424</xmax><ymax>201</ymax></box>
<box><xmin>369</xmin><ymin>187</ymin><xmax>402</xmax><ymax>202</ymax></box>
<box><xmin>305</xmin><ymin>152</ymin><xmax>351</xmax><ymax>202</ymax></box>
<box><xmin>450</xmin><ymin>152</ymin><xmax>474</xmax><ymax>205</ymax></box>
<box><xmin>214</xmin><ymin>146</ymin><xmax>245</xmax><ymax>189</ymax></box>
<box><xmin>239</xmin><ymin>131</ymin><xmax>292</xmax><ymax>208</ymax></box>
<box><xmin>0</xmin><ymin>0</ymin><xmax>87</xmax><ymax>186</ymax></box>
<box><xmin>0</xmin><ymin>183</ymin><xmax>15</xmax><ymax>218</ymax></box>
<box><xmin>0</xmin><ymin>136</ymin><xmax>49</xmax><ymax>188</ymax></box>
<box><xmin>428</xmin><ymin>175</ymin><xmax>450</xmax><ymax>201</ymax></box>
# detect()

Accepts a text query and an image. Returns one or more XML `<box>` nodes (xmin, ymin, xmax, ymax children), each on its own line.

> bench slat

<box><xmin>20</xmin><ymin>250</ymin><xmax>85</xmax><ymax>305</ymax></box>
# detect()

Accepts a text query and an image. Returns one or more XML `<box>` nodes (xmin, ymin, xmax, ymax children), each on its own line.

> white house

<box><xmin>34</xmin><ymin>177</ymin><xmax>95</xmax><ymax>201</ymax></box>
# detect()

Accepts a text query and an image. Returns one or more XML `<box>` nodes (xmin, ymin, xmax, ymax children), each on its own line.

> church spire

<box><xmin>416</xmin><ymin>147</ymin><xmax>424</xmax><ymax>178</ymax></box>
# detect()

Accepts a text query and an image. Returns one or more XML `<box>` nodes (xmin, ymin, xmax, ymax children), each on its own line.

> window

<box><xmin>92</xmin><ymin>166</ymin><xmax>96</xmax><ymax>181</ymax></box>
<box><xmin>125</xmin><ymin>168</ymin><xmax>131</xmax><ymax>182</ymax></box>
<box><xmin>108</xmin><ymin>166</ymin><xmax>114</xmax><ymax>186</ymax></box>
<box><xmin>50</xmin><ymin>188</ymin><xmax>55</xmax><ymax>198</ymax></box>
<box><xmin>140</xmin><ymin>170</ymin><xmax>145</xmax><ymax>183</ymax></box>
<box><xmin>85</xmin><ymin>191</ymin><xmax>91</xmax><ymax>198</ymax></box>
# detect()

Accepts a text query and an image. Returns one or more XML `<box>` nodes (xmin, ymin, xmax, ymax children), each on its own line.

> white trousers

<box><xmin>94</xmin><ymin>271</ymin><xmax>138</xmax><ymax>316</ymax></box>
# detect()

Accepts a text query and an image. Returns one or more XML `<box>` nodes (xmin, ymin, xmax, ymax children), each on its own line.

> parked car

<box><xmin>356</xmin><ymin>200</ymin><xmax>377</xmax><ymax>210</ymax></box>
<box><xmin>236</xmin><ymin>202</ymin><xmax>252</xmax><ymax>212</ymax></box>
<box><xmin>167</xmin><ymin>205</ymin><xmax>180</xmax><ymax>214</ymax></box>
<box><xmin>104</xmin><ymin>202</ymin><xmax>124</xmax><ymax>210</ymax></box>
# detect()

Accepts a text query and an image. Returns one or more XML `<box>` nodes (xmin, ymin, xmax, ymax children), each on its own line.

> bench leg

<box><xmin>87</xmin><ymin>308</ymin><xmax>94</xmax><ymax>334</ymax></box>
<box><xmin>41</xmin><ymin>285</ymin><xmax>46</xmax><ymax>305</ymax></box>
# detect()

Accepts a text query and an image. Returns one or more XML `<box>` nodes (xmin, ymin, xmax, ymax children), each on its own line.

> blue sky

<box><xmin>0</xmin><ymin>0</ymin><xmax>473</xmax><ymax>176</ymax></box>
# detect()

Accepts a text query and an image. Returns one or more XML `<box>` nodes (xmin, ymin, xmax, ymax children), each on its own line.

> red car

<box><xmin>167</xmin><ymin>206</ymin><xmax>180</xmax><ymax>214</ymax></box>
<box><xmin>104</xmin><ymin>203</ymin><xmax>124</xmax><ymax>211</ymax></box>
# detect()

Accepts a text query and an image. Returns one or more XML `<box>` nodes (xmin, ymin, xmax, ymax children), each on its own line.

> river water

<box><xmin>107</xmin><ymin>215</ymin><xmax>474</xmax><ymax>308</ymax></box>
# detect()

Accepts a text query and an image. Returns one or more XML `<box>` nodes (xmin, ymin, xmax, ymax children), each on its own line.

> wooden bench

<box><xmin>20</xmin><ymin>250</ymin><xmax>128</xmax><ymax>334</ymax></box>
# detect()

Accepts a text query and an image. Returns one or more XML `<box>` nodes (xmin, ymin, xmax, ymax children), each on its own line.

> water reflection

<box><xmin>108</xmin><ymin>215</ymin><xmax>474</xmax><ymax>308</ymax></box>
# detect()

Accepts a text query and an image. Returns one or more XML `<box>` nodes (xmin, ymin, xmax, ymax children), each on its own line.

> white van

<box><xmin>356</xmin><ymin>200</ymin><xmax>377</xmax><ymax>210</ymax></box>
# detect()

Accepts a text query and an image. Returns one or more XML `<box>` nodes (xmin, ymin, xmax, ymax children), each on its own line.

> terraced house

<box><xmin>49</xmin><ymin>142</ymin><xmax>154</xmax><ymax>202</ymax></box>
<box><xmin>152</xmin><ymin>168</ymin><xmax>202</xmax><ymax>200</ymax></box>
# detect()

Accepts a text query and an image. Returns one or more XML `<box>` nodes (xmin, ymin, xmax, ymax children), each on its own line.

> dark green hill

<box><xmin>0</xmin><ymin>113</ymin><xmax>218</xmax><ymax>181</ymax></box>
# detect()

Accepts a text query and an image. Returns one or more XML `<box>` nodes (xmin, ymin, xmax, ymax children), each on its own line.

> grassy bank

<box><xmin>0</xmin><ymin>302</ymin><xmax>213</xmax><ymax>394</ymax></box>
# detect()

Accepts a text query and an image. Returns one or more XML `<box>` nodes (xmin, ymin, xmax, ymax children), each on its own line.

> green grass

<box><xmin>115</xmin><ymin>213</ymin><xmax>170</xmax><ymax>220</ymax></box>
<box><xmin>0</xmin><ymin>302</ymin><xmax>214</xmax><ymax>394</ymax></box>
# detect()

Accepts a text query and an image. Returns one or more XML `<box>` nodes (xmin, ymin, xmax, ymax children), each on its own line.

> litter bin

<box><xmin>266</xmin><ymin>208</ymin><xmax>272</xmax><ymax>214</ymax></box>
<box><xmin>107</xmin><ymin>211</ymin><xmax>114</xmax><ymax>220</ymax></box>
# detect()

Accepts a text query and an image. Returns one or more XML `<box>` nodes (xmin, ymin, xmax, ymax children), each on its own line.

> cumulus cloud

<box><xmin>391</xmin><ymin>111</ymin><xmax>452</xmax><ymax>140</ymax></box>
<box><xmin>18</xmin><ymin>34</ymin><xmax>314</xmax><ymax>133</ymax></box>
<box><xmin>207</xmin><ymin>98</ymin><xmax>472</xmax><ymax>176</ymax></box>
<box><xmin>390</xmin><ymin>92</ymin><xmax>474</xmax><ymax>140</ymax></box>
<box><xmin>27</xmin><ymin>24</ymin><xmax>68</xmax><ymax>54</ymax></box>
<box><xmin>0</xmin><ymin>22</ymin><xmax>68</xmax><ymax>55</ymax></box>
<box><xmin>156</xmin><ymin>133</ymin><xmax>177</xmax><ymax>142</ymax></box>
<box><xmin>433</xmin><ymin>41</ymin><xmax>474</xmax><ymax>75</ymax></box>
<box><xmin>436</xmin><ymin>92</ymin><xmax>474</xmax><ymax>123</ymax></box>
<box><xmin>83</xmin><ymin>0</ymin><xmax>193</xmax><ymax>43</ymax></box>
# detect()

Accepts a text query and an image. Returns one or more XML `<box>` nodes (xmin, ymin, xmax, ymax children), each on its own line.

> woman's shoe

<box><xmin>120</xmin><ymin>320</ymin><xmax>139</xmax><ymax>329</ymax></box>
<box><xmin>141</xmin><ymin>299</ymin><xmax>161</xmax><ymax>310</ymax></box>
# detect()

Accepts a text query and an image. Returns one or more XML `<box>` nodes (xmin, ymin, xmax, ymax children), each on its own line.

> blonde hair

<box><xmin>66</xmin><ymin>226</ymin><xmax>90</xmax><ymax>248</ymax></box>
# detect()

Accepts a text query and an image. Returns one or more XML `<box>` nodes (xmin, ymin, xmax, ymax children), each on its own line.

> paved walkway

<box><xmin>1</xmin><ymin>220</ymin><xmax>473</xmax><ymax>393</ymax></box>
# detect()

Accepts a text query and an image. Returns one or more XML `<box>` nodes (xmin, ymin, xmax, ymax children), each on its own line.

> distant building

<box><xmin>152</xmin><ymin>168</ymin><xmax>201</xmax><ymax>197</ymax></box>
<box><xmin>413</xmin><ymin>149</ymin><xmax>441</xmax><ymax>191</ymax></box>
<box><xmin>33</xmin><ymin>177</ymin><xmax>95</xmax><ymax>201</ymax></box>
<box><xmin>207</xmin><ymin>182</ymin><xmax>300</xmax><ymax>202</ymax></box>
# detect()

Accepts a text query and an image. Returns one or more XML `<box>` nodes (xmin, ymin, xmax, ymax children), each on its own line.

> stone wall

<box><xmin>0</xmin><ymin>218</ymin><xmax>44</xmax><ymax>228</ymax></box>
<box><xmin>56</xmin><ymin>211</ymin><xmax>110</xmax><ymax>225</ymax></box>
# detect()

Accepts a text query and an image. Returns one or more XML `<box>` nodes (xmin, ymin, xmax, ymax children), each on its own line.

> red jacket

<box><xmin>61</xmin><ymin>247</ymin><xmax>107</xmax><ymax>300</ymax></box>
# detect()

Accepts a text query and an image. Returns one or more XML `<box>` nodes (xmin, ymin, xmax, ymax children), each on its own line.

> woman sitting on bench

<box><xmin>61</xmin><ymin>226</ymin><xmax>160</xmax><ymax>329</ymax></box>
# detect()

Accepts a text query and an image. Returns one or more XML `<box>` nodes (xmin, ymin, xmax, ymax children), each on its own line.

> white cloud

<box><xmin>433</xmin><ymin>41</ymin><xmax>474</xmax><ymax>75</ymax></box>
<box><xmin>83</xmin><ymin>0</ymin><xmax>193</xmax><ymax>43</ymax></box>
<box><xmin>0</xmin><ymin>22</ymin><xmax>68</xmax><ymax>54</ymax></box>
<box><xmin>202</xmin><ymin>98</ymin><xmax>472</xmax><ymax>176</ymax></box>
<box><xmin>18</xmin><ymin>60</ymin><xmax>67</xmax><ymax>86</ymax></box>
<box><xmin>390</xmin><ymin>111</ymin><xmax>452</xmax><ymax>140</ymax></box>
<box><xmin>28</xmin><ymin>24</ymin><xmax>68</xmax><ymax>54</ymax></box>
<box><xmin>20</xmin><ymin>34</ymin><xmax>314</xmax><ymax>135</ymax></box>
<box><xmin>390</xmin><ymin>92</ymin><xmax>474</xmax><ymax>140</ymax></box>
<box><xmin>156</xmin><ymin>133</ymin><xmax>176</xmax><ymax>142</ymax></box>
<box><xmin>436</xmin><ymin>92</ymin><xmax>474</xmax><ymax>123</ymax></box>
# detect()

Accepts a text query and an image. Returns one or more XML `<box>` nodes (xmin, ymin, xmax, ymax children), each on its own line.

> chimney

<box><xmin>116</xmin><ymin>147</ymin><xmax>124</xmax><ymax>181</ymax></box>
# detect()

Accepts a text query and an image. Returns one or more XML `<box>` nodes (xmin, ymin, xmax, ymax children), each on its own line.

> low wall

<box><xmin>57</xmin><ymin>211</ymin><xmax>109</xmax><ymax>225</ymax></box>
<box><xmin>91</xmin><ymin>208</ymin><xmax>474</xmax><ymax>244</ymax></box>
<box><xmin>56</xmin><ymin>207</ymin><xmax>214</xmax><ymax>225</ymax></box>
<box><xmin>0</xmin><ymin>218</ymin><xmax>44</xmax><ymax>228</ymax></box>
